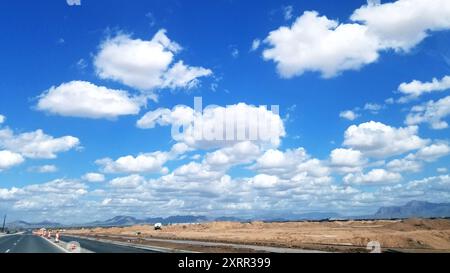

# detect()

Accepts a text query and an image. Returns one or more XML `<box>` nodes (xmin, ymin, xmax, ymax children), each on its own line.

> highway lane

<box><xmin>0</xmin><ymin>233</ymin><xmax>160</xmax><ymax>253</ymax></box>
<box><xmin>60</xmin><ymin>235</ymin><xmax>159</xmax><ymax>253</ymax></box>
<box><xmin>0</xmin><ymin>234</ymin><xmax>64</xmax><ymax>253</ymax></box>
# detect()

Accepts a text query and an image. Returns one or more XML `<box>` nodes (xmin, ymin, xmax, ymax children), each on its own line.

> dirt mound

<box><xmin>386</xmin><ymin>218</ymin><xmax>450</xmax><ymax>231</ymax></box>
<box><xmin>66</xmin><ymin>219</ymin><xmax>450</xmax><ymax>252</ymax></box>
<box><xmin>206</xmin><ymin>221</ymin><xmax>245</xmax><ymax>230</ymax></box>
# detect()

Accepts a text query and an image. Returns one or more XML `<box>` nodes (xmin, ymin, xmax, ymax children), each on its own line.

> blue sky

<box><xmin>1</xmin><ymin>0</ymin><xmax>450</xmax><ymax>223</ymax></box>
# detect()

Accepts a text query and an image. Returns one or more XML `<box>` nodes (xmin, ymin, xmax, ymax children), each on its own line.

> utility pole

<box><xmin>1</xmin><ymin>215</ymin><xmax>6</xmax><ymax>233</ymax></box>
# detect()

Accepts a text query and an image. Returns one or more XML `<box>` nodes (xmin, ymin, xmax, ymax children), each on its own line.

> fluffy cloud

<box><xmin>251</xmin><ymin>147</ymin><xmax>330</xmax><ymax>182</ymax></box>
<box><xmin>364</xmin><ymin>103</ymin><xmax>383</xmax><ymax>113</ymax></box>
<box><xmin>415</xmin><ymin>143</ymin><xmax>450</xmax><ymax>162</ymax></box>
<box><xmin>343</xmin><ymin>121</ymin><xmax>428</xmax><ymax>158</ymax></box>
<box><xmin>386</xmin><ymin>155</ymin><xmax>422</xmax><ymax>173</ymax></box>
<box><xmin>7</xmin><ymin>143</ymin><xmax>448</xmax><ymax>221</ymax></box>
<box><xmin>249</xmin><ymin>174</ymin><xmax>279</xmax><ymax>188</ymax></box>
<box><xmin>263</xmin><ymin>11</ymin><xmax>379</xmax><ymax>78</ymax></box>
<box><xmin>28</xmin><ymin>165</ymin><xmax>58</xmax><ymax>173</ymax></box>
<box><xmin>66</xmin><ymin>0</ymin><xmax>81</xmax><ymax>6</ymax></box>
<box><xmin>136</xmin><ymin>105</ymin><xmax>194</xmax><ymax>129</ymax></box>
<box><xmin>344</xmin><ymin>169</ymin><xmax>402</xmax><ymax>185</ymax></box>
<box><xmin>170</xmin><ymin>162</ymin><xmax>224</xmax><ymax>183</ymax></box>
<box><xmin>255</xmin><ymin>148</ymin><xmax>307</xmax><ymax>170</ymax></box>
<box><xmin>96</xmin><ymin>143</ymin><xmax>189</xmax><ymax>174</ymax></box>
<box><xmin>116</xmin><ymin>144</ymin><xmax>331</xmax><ymax>216</ymax></box>
<box><xmin>10</xmin><ymin>179</ymin><xmax>87</xmax><ymax>211</ymax></box>
<box><xmin>405</xmin><ymin>96</ymin><xmax>450</xmax><ymax>129</ymax></box>
<box><xmin>339</xmin><ymin>110</ymin><xmax>359</xmax><ymax>121</ymax></box>
<box><xmin>351</xmin><ymin>0</ymin><xmax>450</xmax><ymax>51</ymax></box>
<box><xmin>0</xmin><ymin>115</ymin><xmax>5</xmax><ymax>124</ymax></box>
<box><xmin>8</xmin><ymin>172</ymin><xmax>449</xmax><ymax>222</ymax></box>
<box><xmin>385</xmin><ymin>143</ymin><xmax>450</xmax><ymax>173</ymax></box>
<box><xmin>296</xmin><ymin>158</ymin><xmax>330</xmax><ymax>179</ymax></box>
<box><xmin>0</xmin><ymin>128</ymin><xmax>79</xmax><ymax>159</ymax></box>
<box><xmin>137</xmin><ymin>102</ymin><xmax>285</xmax><ymax>150</ymax></box>
<box><xmin>263</xmin><ymin>0</ymin><xmax>450</xmax><ymax>78</ymax></box>
<box><xmin>378</xmin><ymin>175</ymin><xmax>450</xmax><ymax>204</ymax></box>
<box><xmin>398</xmin><ymin>75</ymin><xmax>450</xmax><ymax>102</ymax></box>
<box><xmin>205</xmin><ymin>141</ymin><xmax>261</xmax><ymax>169</ymax></box>
<box><xmin>162</xmin><ymin>61</ymin><xmax>212</xmax><ymax>90</ymax></box>
<box><xmin>82</xmin><ymin>172</ymin><xmax>106</xmax><ymax>182</ymax></box>
<box><xmin>109</xmin><ymin>175</ymin><xmax>145</xmax><ymax>188</ymax></box>
<box><xmin>131</xmin><ymin>147</ymin><xmax>334</xmax><ymax>216</ymax></box>
<box><xmin>330</xmin><ymin>148</ymin><xmax>367</xmax><ymax>170</ymax></box>
<box><xmin>94</xmin><ymin>30</ymin><xmax>212</xmax><ymax>93</ymax></box>
<box><xmin>0</xmin><ymin>151</ymin><xmax>24</xmax><ymax>171</ymax></box>
<box><xmin>36</xmin><ymin>81</ymin><xmax>141</xmax><ymax>119</ymax></box>
<box><xmin>96</xmin><ymin>153</ymin><xmax>170</xmax><ymax>174</ymax></box>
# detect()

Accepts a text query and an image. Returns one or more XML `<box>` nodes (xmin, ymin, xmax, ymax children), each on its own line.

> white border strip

<box><xmin>41</xmin><ymin>236</ymin><xmax>69</xmax><ymax>253</ymax></box>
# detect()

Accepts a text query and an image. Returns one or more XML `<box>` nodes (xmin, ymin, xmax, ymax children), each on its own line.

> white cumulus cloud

<box><xmin>263</xmin><ymin>0</ymin><xmax>450</xmax><ymax>78</ymax></box>
<box><xmin>398</xmin><ymin>75</ymin><xmax>450</xmax><ymax>102</ymax></box>
<box><xmin>82</xmin><ymin>172</ymin><xmax>106</xmax><ymax>182</ymax></box>
<box><xmin>0</xmin><ymin>150</ymin><xmax>24</xmax><ymax>171</ymax></box>
<box><xmin>263</xmin><ymin>11</ymin><xmax>379</xmax><ymax>78</ymax></box>
<box><xmin>386</xmin><ymin>155</ymin><xmax>422</xmax><ymax>173</ymax></box>
<box><xmin>330</xmin><ymin>148</ymin><xmax>367</xmax><ymax>168</ymax></box>
<box><xmin>250</xmin><ymin>174</ymin><xmax>279</xmax><ymax>188</ymax></box>
<box><xmin>405</xmin><ymin>96</ymin><xmax>450</xmax><ymax>129</ymax></box>
<box><xmin>415</xmin><ymin>143</ymin><xmax>450</xmax><ymax>162</ymax></box>
<box><xmin>351</xmin><ymin>0</ymin><xmax>450</xmax><ymax>51</ymax></box>
<box><xmin>94</xmin><ymin>30</ymin><xmax>212</xmax><ymax>94</ymax></box>
<box><xmin>109</xmin><ymin>175</ymin><xmax>145</xmax><ymax>188</ymax></box>
<box><xmin>0</xmin><ymin>128</ymin><xmax>79</xmax><ymax>159</ymax></box>
<box><xmin>96</xmin><ymin>143</ymin><xmax>188</xmax><ymax>174</ymax></box>
<box><xmin>37</xmin><ymin>81</ymin><xmax>141</xmax><ymax>119</ymax></box>
<box><xmin>136</xmin><ymin>105</ymin><xmax>194</xmax><ymax>129</ymax></box>
<box><xmin>137</xmin><ymin>102</ymin><xmax>285</xmax><ymax>150</ymax></box>
<box><xmin>28</xmin><ymin>165</ymin><xmax>58</xmax><ymax>173</ymax></box>
<box><xmin>344</xmin><ymin>169</ymin><xmax>402</xmax><ymax>185</ymax></box>
<box><xmin>96</xmin><ymin>153</ymin><xmax>170</xmax><ymax>174</ymax></box>
<box><xmin>339</xmin><ymin>110</ymin><xmax>359</xmax><ymax>121</ymax></box>
<box><xmin>343</xmin><ymin>121</ymin><xmax>428</xmax><ymax>158</ymax></box>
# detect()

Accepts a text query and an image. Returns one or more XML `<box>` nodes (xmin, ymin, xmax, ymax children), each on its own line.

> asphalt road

<box><xmin>0</xmin><ymin>234</ymin><xmax>64</xmax><ymax>253</ymax></box>
<box><xmin>0</xmin><ymin>233</ymin><xmax>159</xmax><ymax>253</ymax></box>
<box><xmin>60</xmin><ymin>235</ymin><xmax>159</xmax><ymax>253</ymax></box>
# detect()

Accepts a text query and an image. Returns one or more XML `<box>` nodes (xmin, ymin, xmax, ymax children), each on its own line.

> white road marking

<box><xmin>5</xmin><ymin>249</ymin><xmax>10</xmax><ymax>253</ymax></box>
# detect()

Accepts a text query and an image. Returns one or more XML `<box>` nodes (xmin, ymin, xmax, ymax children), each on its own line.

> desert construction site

<box><xmin>62</xmin><ymin>218</ymin><xmax>450</xmax><ymax>253</ymax></box>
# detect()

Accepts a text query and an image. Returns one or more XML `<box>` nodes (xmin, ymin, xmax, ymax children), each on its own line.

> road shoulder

<box><xmin>42</xmin><ymin>236</ymin><xmax>93</xmax><ymax>253</ymax></box>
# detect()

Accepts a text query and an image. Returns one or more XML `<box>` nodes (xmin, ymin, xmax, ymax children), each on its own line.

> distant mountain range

<box><xmin>6</xmin><ymin>220</ymin><xmax>62</xmax><ymax>229</ymax></box>
<box><xmin>278</xmin><ymin>212</ymin><xmax>342</xmax><ymax>221</ymax></box>
<box><xmin>372</xmin><ymin>201</ymin><xmax>450</xmax><ymax>219</ymax></box>
<box><xmin>7</xmin><ymin>201</ymin><xmax>450</xmax><ymax>229</ymax></box>
<box><xmin>83</xmin><ymin>215</ymin><xmax>208</xmax><ymax>227</ymax></box>
<box><xmin>7</xmin><ymin>215</ymin><xmax>210</xmax><ymax>229</ymax></box>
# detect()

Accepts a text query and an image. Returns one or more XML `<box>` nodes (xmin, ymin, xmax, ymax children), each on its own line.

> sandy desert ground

<box><xmin>66</xmin><ymin>218</ymin><xmax>450</xmax><ymax>252</ymax></box>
